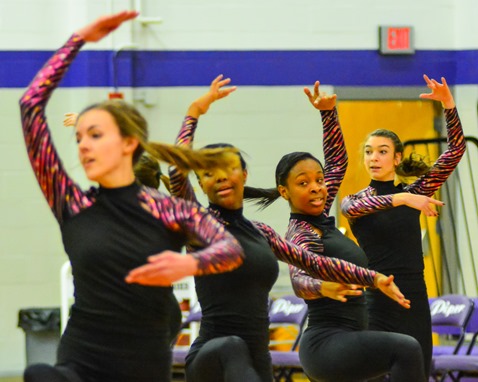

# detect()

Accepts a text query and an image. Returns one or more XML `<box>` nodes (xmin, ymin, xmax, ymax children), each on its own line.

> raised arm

<box><xmin>322</xmin><ymin>108</ymin><xmax>347</xmax><ymax>212</ymax></box>
<box><xmin>168</xmin><ymin>75</ymin><xmax>237</xmax><ymax>201</ymax></box>
<box><xmin>168</xmin><ymin>117</ymin><xmax>200</xmax><ymax>201</ymax></box>
<box><xmin>19</xmin><ymin>34</ymin><xmax>87</xmax><ymax>224</ymax></box>
<box><xmin>408</xmin><ymin>75</ymin><xmax>465</xmax><ymax>195</ymax></box>
<box><xmin>303</xmin><ymin>81</ymin><xmax>346</xmax><ymax>214</ymax></box>
<box><xmin>19</xmin><ymin>11</ymin><xmax>138</xmax><ymax>224</ymax></box>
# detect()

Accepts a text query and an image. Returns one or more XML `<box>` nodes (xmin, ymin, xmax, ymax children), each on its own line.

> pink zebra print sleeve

<box><xmin>253</xmin><ymin>221</ymin><xmax>376</xmax><ymax>287</ymax></box>
<box><xmin>322</xmin><ymin>108</ymin><xmax>348</xmax><ymax>214</ymax></box>
<box><xmin>19</xmin><ymin>34</ymin><xmax>92</xmax><ymax>225</ymax></box>
<box><xmin>168</xmin><ymin>116</ymin><xmax>199</xmax><ymax>202</ymax></box>
<box><xmin>139</xmin><ymin>187</ymin><xmax>244</xmax><ymax>275</ymax></box>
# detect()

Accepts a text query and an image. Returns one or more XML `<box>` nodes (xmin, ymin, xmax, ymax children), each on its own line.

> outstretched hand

<box><xmin>374</xmin><ymin>273</ymin><xmax>411</xmax><ymax>309</ymax></box>
<box><xmin>393</xmin><ymin>192</ymin><xmax>444</xmax><ymax>217</ymax></box>
<box><xmin>321</xmin><ymin>281</ymin><xmax>363</xmax><ymax>303</ymax></box>
<box><xmin>125</xmin><ymin>250</ymin><xmax>198</xmax><ymax>286</ymax></box>
<box><xmin>76</xmin><ymin>10</ymin><xmax>139</xmax><ymax>43</ymax></box>
<box><xmin>304</xmin><ymin>81</ymin><xmax>337</xmax><ymax>110</ymax></box>
<box><xmin>419</xmin><ymin>74</ymin><xmax>455</xmax><ymax>109</ymax></box>
<box><xmin>187</xmin><ymin>74</ymin><xmax>237</xmax><ymax>118</ymax></box>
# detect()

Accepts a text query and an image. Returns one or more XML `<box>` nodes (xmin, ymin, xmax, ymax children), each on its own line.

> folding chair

<box><xmin>431</xmin><ymin>295</ymin><xmax>475</xmax><ymax>356</ymax></box>
<box><xmin>268</xmin><ymin>295</ymin><xmax>308</xmax><ymax>382</ymax></box>
<box><xmin>429</xmin><ymin>294</ymin><xmax>475</xmax><ymax>381</ymax></box>
<box><xmin>463</xmin><ymin>297</ymin><xmax>478</xmax><ymax>356</ymax></box>
<box><xmin>432</xmin><ymin>336</ymin><xmax>478</xmax><ymax>381</ymax></box>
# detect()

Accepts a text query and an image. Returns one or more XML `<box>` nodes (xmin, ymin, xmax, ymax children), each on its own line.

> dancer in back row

<box><xmin>341</xmin><ymin>74</ymin><xmax>466</xmax><ymax>377</ymax></box>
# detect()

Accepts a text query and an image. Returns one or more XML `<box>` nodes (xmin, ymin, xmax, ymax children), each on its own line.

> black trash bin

<box><xmin>18</xmin><ymin>307</ymin><xmax>61</xmax><ymax>366</ymax></box>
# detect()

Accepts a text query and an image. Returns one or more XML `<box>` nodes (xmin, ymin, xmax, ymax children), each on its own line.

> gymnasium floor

<box><xmin>0</xmin><ymin>374</ymin><xmax>310</xmax><ymax>381</ymax></box>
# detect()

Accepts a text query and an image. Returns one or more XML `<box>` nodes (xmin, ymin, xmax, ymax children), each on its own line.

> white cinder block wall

<box><xmin>1</xmin><ymin>0</ymin><xmax>477</xmax><ymax>375</ymax></box>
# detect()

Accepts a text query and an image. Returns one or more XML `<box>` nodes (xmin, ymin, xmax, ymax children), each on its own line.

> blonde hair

<box><xmin>78</xmin><ymin>100</ymin><xmax>238</xmax><ymax>172</ymax></box>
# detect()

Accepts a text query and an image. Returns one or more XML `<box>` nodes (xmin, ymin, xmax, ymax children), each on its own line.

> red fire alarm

<box><xmin>379</xmin><ymin>26</ymin><xmax>414</xmax><ymax>55</ymax></box>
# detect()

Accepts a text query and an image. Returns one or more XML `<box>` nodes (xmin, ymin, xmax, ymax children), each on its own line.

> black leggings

<box><xmin>23</xmin><ymin>319</ymin><xmax>174</xmax><ymax>382</ymax></box>
<box><xmin>185</xmin><ymin>336</ymin><xmax>271</xmax><ymax>382</ymax></box>
<box><xmin>24</xmin><ymin>364</ymin><xmax>82</xmax><ymax>382</ymax></box>
<box><xmin>299</xmin><ymin>326</ymin><xmax>426</xmax><ymax>382</ymax></box>
<box><xmin>367</xmin><ymin>286</ymin><xmax>432</xmax><ymax>377</ymax></box>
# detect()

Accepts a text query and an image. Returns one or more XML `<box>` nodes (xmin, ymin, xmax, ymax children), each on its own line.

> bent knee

<box><xmin>216</xmin><ymin>335</ymin><xmax>249</xmax><ymax>353</ymax></box>
<box><xmin>397</xmin><ymin>335</ymin><xmax>424</xmax><ymax>362</ymax></box>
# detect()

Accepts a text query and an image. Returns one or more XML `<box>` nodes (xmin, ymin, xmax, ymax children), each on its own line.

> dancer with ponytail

<box><xmin>20</xmin><ymin>12</ymin><xmax>245</xmax><ymax>382</ymax></box>
<box><xmin>64</xmin><ymin>110</ymin><xmax>170</xmax><ymax>191</ymax></box>
<box><xmin>341</xmin><ymin>74</ymin><xmax>466</xmax><ymax>378</ymax></box>
<box><xmin>244</xmin><ymin>81</ymin><xmax>426</xmax><ymax>381</ymax></box>
<box><xmin>128</xmin><ymin>75</ymin><xmax>411</xmax><ymax>382</ymax></box>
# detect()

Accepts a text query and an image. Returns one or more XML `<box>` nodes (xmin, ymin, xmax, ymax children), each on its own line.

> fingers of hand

<box><xmin>430</xmin><ymin>78</ymin><xmax>441</xmax><ymax>87</ymax></box>
<box><xmin>148</xmin><ymin>253</ymin><xmax>168</xmax><ymax>262</ymax></box>
<box><xmin>115</xmin><ymin>10</ymin><xmax>139</xmax><ymax>23</ymax></box>
<box><xmin>314</xmin><ymin>81</ymin><xmax>320</xmax><ymax>97</ymax></box>
<box><xmin>106</xmin><ymin>11</ymin><xmax>138</xmax><ymax>28</ymax></box>
<box><xmin>125</xmin><ymin>274</ymin><xmax>171</xmax><ymax>286</ymax></box>
<box><xmin>217</xmin><ymin>77</ymin><xmax>232</xmax><ymax>87</ymax></box>
<box><xmin>223</xmin><ymin>86</ymin><xmax>237</xmax><ymax>96</ymax></box>
<box><xmin>344</xmin><ymin>289</ymin><xmax>362</xmax><ymax>297</ymax></box>
<box><xmin>126</xmin><ymin>263</ymin><xmax>169</xmax><ymax>284</ymax></box>
<box><xmin>419</xmin><ymin>93</ymin><xmax>431</xmax><ymax>99</ymax></box>
<box><xmin>304</xmin><ymin>87</ymin><xmax>313</xmax><ymax>99</ymax></box>
<box><xmin>424</xmin><ymin>200</ymin><xmax>440</xmax><ymax>216</ymax></box>
<box><xmin>212</xmin><ymin>74</ymin><xmax>224</xmax><ymax>85</ymax></box>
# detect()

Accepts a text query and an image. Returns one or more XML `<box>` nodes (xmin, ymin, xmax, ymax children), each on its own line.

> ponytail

<box><xmin>144</xmin><ymin>142</ymin><xmax>239</xmax><ymax>173</ymax></box>
<box><xmin>243</xmin><ymin>186</ymin><xmax>281</xmax><ymax>210</ymax></box>
<box><xmin>395</xmin><ymin>152</ymin><xmax>430</xmax><ymax>177</ymax></box>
